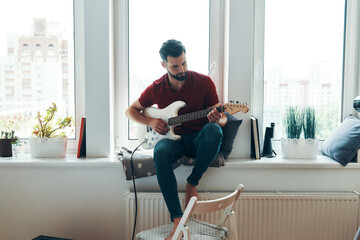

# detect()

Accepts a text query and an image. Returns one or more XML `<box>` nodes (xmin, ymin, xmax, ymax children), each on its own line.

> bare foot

<box><xmin>165</xmin><ymin>217</ymin><xmax>181</xmax><ymax>240</ymax></box>
<box><xmin>185</xmin><ymin>182</ymin><xmax>199</xmax><ymax>208</ymax></box>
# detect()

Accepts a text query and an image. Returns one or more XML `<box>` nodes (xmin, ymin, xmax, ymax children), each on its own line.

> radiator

<box><xmin>124</xmin><ymin>191</ymin><xmax>359</xmax><ymax>240</ymax></box>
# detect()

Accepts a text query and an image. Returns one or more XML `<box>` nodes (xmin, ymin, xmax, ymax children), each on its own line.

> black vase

<box><xmin>0</xmin><ymin>139</ymin><xmax>13</xmax><ymax>157</ymax></box>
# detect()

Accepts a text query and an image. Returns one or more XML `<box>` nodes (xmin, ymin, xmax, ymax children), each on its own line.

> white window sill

<box><xmin>0</xmin><ymin>153</ymin><xmax>358</xmax><ymax>169</ymax></box>
<box><xmin>225</xmin><ymin>154</ymin><xmax>359</xmax><ymax>169</ymax></box>
<box><xmin>0</xmin><ymin>154</ymin><xmax>121</xmax><ymax>168</ymax></box>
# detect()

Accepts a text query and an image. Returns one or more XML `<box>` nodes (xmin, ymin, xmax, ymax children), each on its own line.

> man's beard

<box><xmin>168</xmin><ymin>71</ymin><xmax>187</xmax><ymax>81</ymax></box>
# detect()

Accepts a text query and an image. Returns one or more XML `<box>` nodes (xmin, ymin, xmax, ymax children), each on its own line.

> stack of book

<box><xmin>250</xmin><ymin>116</ymin><xmax>261</xmax><ymax>159</ymax></box>
<box><xmin>77</xmin><ymin>116</ymin><xmax>86</xmax><ymax>158</ymax></box>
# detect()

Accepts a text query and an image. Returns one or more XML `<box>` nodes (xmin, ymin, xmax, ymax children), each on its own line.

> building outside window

<box><xmin>0</xmin><ymin>0</ymin><xmax>75</xmax><ymax>139</ymax></box>
<box><xmin>262</xmin><ymin>0</ymin><xmax>345</xmax><ymax>140</ymax></box>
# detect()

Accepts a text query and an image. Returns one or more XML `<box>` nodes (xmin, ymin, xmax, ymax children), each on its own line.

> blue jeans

<box><xmin>153</xmin><ymin>123</ymin><xmax>223</xmax><ymax>221</ymax></box>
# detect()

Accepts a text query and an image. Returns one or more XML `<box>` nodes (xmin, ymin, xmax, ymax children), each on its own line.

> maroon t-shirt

<box><xmin>139</xmin><ymin>71</ymin><xmax>219</xmax><ymax>135</ymax></box>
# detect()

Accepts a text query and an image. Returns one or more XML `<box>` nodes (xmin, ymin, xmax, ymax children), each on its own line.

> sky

<box><xmin>128</xmin><ymin>0</ymin><xmax>210</xmax><ymax>102</ymax></box>
<box><xmin>264</xmin><ymin>0</ymin><xmax>345</xmax><ymax>78</ymax></box>
<box><xmin>0</xmin><ymin>0</ymin><xmax>73</xmax><ymax>56</ymax></box>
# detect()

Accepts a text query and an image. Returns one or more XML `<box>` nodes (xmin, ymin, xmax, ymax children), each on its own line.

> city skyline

<box><xmin>0</xmin><ymin>18</ymin><xmax>75</xmax><ymax>138</ymax></box>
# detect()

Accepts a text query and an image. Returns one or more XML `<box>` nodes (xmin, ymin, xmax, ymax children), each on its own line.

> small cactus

<box><xmin>0</xmin><ymin>130</ymin><xmax>19</xmax><ymax>144</ymax></box>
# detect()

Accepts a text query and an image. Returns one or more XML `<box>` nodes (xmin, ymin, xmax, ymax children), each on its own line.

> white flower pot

<box><xmin>281</xmin><ymin>138</ymin><xmax>319</xmax><ymax>159</ymax></box>
<box><xmin>29</xmin><ymin>137</ymin><xmax>67</xmax><ymax>158</ymax></box>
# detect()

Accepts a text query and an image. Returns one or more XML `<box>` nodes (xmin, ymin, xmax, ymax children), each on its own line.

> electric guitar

<box><xmin>141</xmin><ymin>101</ymin><xmax>249</xmax><ymax>149</ymax></box>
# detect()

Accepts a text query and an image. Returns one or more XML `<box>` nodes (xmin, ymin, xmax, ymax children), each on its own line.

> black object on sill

<box><xmin>0</xmin><ymin>139</ymin><xmax>13</xmax><ymax>157</ymax></box>
<box><xmin>262</xmin><ymin>122</ymin><xmax>277</xmax><ymax>158</ymax></box>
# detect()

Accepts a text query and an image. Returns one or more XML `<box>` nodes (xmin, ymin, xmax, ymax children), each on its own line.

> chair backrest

<box><xmin>172</xmin><ymin>184</ymin><xmax>244</xmax><ymax>240</ymax></box>
<box><xmin>354</xmin><ymin>227</ymin><xmax>360</xmax><ymax>240</ymax></box>
<box><xmin>193</xmin><ymin>184</ymin><xmax>243</xmax><ymax>214</ymax></box>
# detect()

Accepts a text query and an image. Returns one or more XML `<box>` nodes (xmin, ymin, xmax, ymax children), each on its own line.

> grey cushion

<box><xmin>220</xmin><ymin>112</ymin><xmax>243</xmax><ymax>159</ymax></box>
<box><xmin>135</xmin><ymin>218</ymin><xmax>228</xmax><ymax>240</ymax></box>
<box><xmin>119</xmin><ymin>151</ymin><xmax>225</xmax><ymax>180</ymax></box>
<box><xmin>119</xmin><ymin>114</ymin><xmax>242</xmax><ymax>180</ymax></box>
<box><xmin>321</xmin><ymin>115</ymin><xmax>360</xmax><ymax>166</ymax></box>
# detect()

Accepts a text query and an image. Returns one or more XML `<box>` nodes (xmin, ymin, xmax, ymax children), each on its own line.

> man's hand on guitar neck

<box><xmin>148</xmin><ymin>118</ymin><xmax>169</xmax><ymax>135</ymax></box>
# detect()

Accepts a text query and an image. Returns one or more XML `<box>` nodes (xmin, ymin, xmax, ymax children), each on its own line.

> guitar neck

<box><xmin>168</xmin><ymin>106</ymin><xmax>223</xmax><ymax>126</ymax></box>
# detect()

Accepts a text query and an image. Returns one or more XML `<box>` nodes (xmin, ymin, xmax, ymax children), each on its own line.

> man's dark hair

<box><xmin>159</xmin><ymin>39</ymin><xmax>186</xmax><ymax>62</ymax></box>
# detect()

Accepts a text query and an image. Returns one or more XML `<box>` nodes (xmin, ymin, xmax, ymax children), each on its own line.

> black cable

<box><xmin>129</xmin><ymin>140</ymin><xmax>146</xmax><ymax>240</ymax></box>
<box><xmin>272</xmin><ymin>149</ymin><xmax>277</xmax><ymax>157</ymax></box>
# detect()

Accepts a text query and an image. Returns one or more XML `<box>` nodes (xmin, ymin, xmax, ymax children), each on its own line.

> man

<box><xmin>125</xmin><ymin>39</ymin><xmax>227</xmax><ymax>239</ymax></box>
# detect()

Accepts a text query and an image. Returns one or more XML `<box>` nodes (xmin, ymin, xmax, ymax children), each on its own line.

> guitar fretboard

<box><xmin>168</xmin><ymin>106</ymin><xmax>223</xmax><ymax>126</ymax></box>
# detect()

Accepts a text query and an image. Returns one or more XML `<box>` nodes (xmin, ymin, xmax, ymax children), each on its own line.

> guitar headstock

<box><xmin>223</xmin><ymin>101</ymin><xmax>249</xmax><ymax>115</ymax></box>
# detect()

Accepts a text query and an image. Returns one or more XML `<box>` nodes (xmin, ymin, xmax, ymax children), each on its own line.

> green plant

<box><xmin>1</xmin><ymin>130</ymin><xmax>19</xmax><ymax>144</ymax></box>
<box><xmin>284</xmin><ymin>106</ymin><xmax>303</xmax><ymax>139</ymax></box>
<box><xmin>303</xmin><ymin>106</ymin><xmax>316</xmax><ymax>139</ymax></box>
<box><xmin>32</xmin><ymin>103</ymin><xmax>73</xmax><ymax>138</ymax></box>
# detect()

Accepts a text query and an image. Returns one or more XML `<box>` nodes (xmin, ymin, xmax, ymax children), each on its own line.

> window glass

<box><xmin>0</xmin><ymin>0</ymin><xmax>75</xmax><ymax>138</ymax></box>
<box><xmin>263</xmin><ymin>0</ymin><xmax>345</xmax><ymax>140</ymax></box>
<box><xmin>128</xmin><ymin>0</ymin><xmax>210</xmax><ymax>139</ymax></box>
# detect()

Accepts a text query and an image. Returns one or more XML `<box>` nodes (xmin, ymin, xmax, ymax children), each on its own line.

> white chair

<box><xmin>354</xmin><ymin>227</ymin><xmax>360</xmax><ymax>240</ymax></box>
<box><xmin>135</xmin><ymin>184</ymin><xmax>244</xmax><ymax>240</ymax></box>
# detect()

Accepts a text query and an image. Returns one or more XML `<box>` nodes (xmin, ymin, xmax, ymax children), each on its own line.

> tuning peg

<box><xmin>236</xmin><ymin>101</ymin><xmax>239</xmax><ymax>104</ymax></box>
<box><xmin>230</xmin><ymin>100</ymin><xmax>234</xmax><ymax>103</ymax></box>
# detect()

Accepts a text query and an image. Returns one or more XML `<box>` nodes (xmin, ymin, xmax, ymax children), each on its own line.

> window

<box><xmin>128</xmin><ymin>0</ymin><xmax>210</xmax><ymax>139</ymax></box>
<box><xmin>0</xmin><ymin>0</ymin><xmax>75</xmax><ymax>139</ymax></box>
<box><xmin>262</xmin><ymin>0</ymin><xmax>346</xmax><ymax>140</ymax></box>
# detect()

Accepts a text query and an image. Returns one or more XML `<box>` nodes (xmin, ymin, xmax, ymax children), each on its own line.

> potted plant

<box><xmin>284</xmin><ymin>106</ymin><xmax>303</xmax><ymax>139</ymax></box>
<box><xmin>282</xmin><ymin>106</ymin><xmax>319</xmax><ymax>159</ymax></box>
<box><xmin>0</xmin><ymin>131</ymin><xmax>19</xmax><ymax>157</ymax></box>
<box><xmin>303</xmin><ymin>106</ymin><xmax>317</xmax><ymax>139</ymax></box>
<box><xmin>29</xmin><ymin>103</ymin><xmax>73</xmax><ymax>158</ymax></box>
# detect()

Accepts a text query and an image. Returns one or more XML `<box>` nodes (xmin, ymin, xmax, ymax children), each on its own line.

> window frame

<box><xmin>253</xmin><ymin>0</ymin><xmax>360</xmax><ymax>151</ymax></box>
<box><xmin>69</xmin><ymin>0</ymin><xmax>86</xmax><ymax>152</ymax></box>
<box><xmin>114</xmin><ymin>0</ymin><xmax>225</xmax><ymax>149</ymax></box>
<box><xmin>114</xmin><ymin>0</ymin><xmax>359</xmax><ymax>157</ymax></box>
<box><xmin>0</xmin><ymin>0</ymin><xmax>81</xmax><ymax>152</ymax></box>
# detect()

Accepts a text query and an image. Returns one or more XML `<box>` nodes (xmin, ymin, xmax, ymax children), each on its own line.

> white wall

<box><xmin>2</xmin><ymin>161</ymin><xmax>360</xmax><ymax>240</ymax></box>
<box><xmin>223</xmin><ymin>0</ymin><xmax>254</xmax><ymax>159</ymax></box>
<box><xmin>0</xmin><ymin>164</ymin><xmax>130</xmax><ymax>240</ymax></box>
<box><xmin>84</xmin><ymin>0</ymin><xmax>111</xmax><ymax>157</ymax></box>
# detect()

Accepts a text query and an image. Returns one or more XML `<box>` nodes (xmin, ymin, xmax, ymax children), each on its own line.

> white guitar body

<box><xmin>140</xmin><ymin>100</ymin><xmax>248</xmax><ymax>149</ymax></box>
<box><xmin>142</xmin><ymin>101</ymin><xmax>186</xmax><ymax>149</ymax></box>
